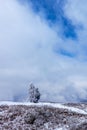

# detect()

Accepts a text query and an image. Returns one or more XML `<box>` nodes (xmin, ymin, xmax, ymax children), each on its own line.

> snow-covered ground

<box><xmin>0</xmin><ymin>101</ymin><xmax>87</xmax><ymax>130</ymax></box>
<box><xmin>0</xmin><ymin>101</ymin><xmax>87</xmax><ymax>115</ymax></box>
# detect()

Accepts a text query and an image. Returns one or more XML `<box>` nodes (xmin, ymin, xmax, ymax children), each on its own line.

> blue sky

<box><xmin>19</xmin><ymin>0</ymin><xmax>77</xmax><ymax>39</ymax></box>
<box><xmin>0</xmin><ymin>0</ymin><xmax>87</xmax><ymax>102</ymax></box>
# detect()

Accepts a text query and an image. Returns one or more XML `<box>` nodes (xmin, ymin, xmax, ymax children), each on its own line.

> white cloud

<box><xmin>0</xmin><ymin>0</ymin><xmax>87</xmax><ymax>102</ymax></box>
<box><xmin>64</xmin><ymin>0</ymin><xmax>87</xmax><ymax>60</ymax></box>
<box><xmin>0</xmin><ymin>0</ymin><xmax>60</xmax><ymax>101</ymax></box>
<box><xmin>64</xmin><ymin>0</ymin><xmax>87</xmax><ymax>26</ymax></box>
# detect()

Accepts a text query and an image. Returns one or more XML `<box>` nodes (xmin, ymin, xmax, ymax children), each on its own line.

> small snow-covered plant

<box><xmin>24</xmin><ymin>110</ymin><xmax>36</xmax><ymax>124</ymax></box>
<box><xmin>29</xmin><ymin>83</ymin><xmax>40</xmax><ymax>103</ymax></box>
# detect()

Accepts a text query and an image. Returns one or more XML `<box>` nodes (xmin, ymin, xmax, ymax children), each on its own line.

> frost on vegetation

<box><xmin>0</xmin><ymin>103</ymin><xmax>87</xmax><ymax>129</ymax></box>
<box><xmin>28</xmin><ymin>83</ymin><xmax>41</xmax><ymax>103</ymax></box>
<box><xmin>70</xmin><ymin>122</ymin><xmax>87</xmax><ymax>130</ymax></box>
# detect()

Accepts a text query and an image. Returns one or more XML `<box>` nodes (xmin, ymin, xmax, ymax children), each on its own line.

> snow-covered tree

<box><xmin>29</xmin><ymin>83</ymin><xmax>40</xmax><ymax>103</ymax></box>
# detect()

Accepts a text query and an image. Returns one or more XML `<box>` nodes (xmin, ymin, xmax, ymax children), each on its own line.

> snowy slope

<box><xmin>0</xmin><ymin>101</ymin><xmax>87</xmax><ymax>130</ymax></box>
<box><xmin>0</xmin><ymin>101</ymin><xmax>87</xmax><ymax>115</ymax></box>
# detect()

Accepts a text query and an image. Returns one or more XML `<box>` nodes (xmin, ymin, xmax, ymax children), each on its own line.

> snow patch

<box><xmin>0</xmin><ymin>101</ymin><xmax>87</xmax><ymax>115</ymax></box>
<box><xmin>55</xmin><ymin>128</ymin><xmax>66</xmax><ymax>130</ymax></box>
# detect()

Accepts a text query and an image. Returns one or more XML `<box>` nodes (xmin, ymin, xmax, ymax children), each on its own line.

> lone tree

<box><xmin>29</xmin><ymin>83</ymin><xmax>40</xmax><ymax>103</ymax></box>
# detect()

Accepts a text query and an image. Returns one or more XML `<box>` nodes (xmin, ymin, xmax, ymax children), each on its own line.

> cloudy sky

<box><xmin>0</xmin><ymin>0</ymin><xmax>87</xmax><ymax>102</ymax></box>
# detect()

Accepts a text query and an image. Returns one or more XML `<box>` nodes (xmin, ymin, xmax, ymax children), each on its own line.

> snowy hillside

<box><xmin>0</xmin><ymin>102</ymin><xmax>87</xmax><ymax>130</ymax></box>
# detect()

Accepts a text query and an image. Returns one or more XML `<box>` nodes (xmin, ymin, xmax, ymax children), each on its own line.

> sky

<box><xmin>0</xmin><ymin>0</ymin><xmax>87</xmax><ymax>102</ymax></box>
